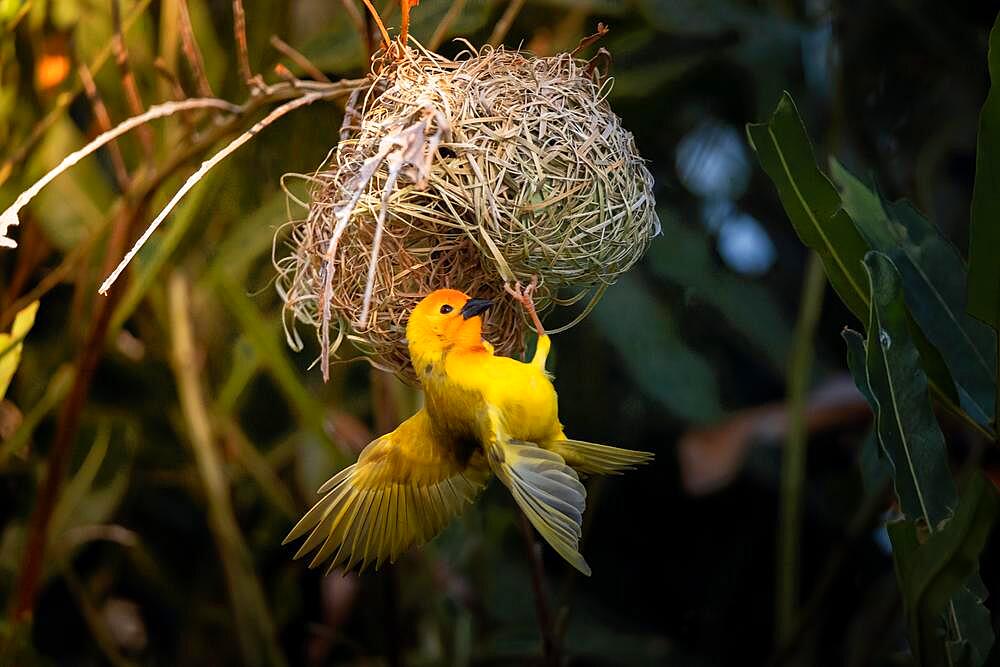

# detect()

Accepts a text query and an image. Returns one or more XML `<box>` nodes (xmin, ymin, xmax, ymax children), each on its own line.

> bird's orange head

<box><xmin>406</xmin><ymin>289</ymin><xmax>492</xmax><ymax>371</ymax></box>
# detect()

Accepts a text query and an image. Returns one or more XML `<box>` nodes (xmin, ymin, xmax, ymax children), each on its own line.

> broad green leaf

<box><xmin>0</xmin><ymin>300</ymin><xmax>38</xmax><ymax>399</ymax></box>
<box><xmin>749</xmin><ymin>93</ymin><xmax>968</xmax><ymax>430</ymax></box>
<box><xmin>888</xmin><ymin>474</ymin><xmax>998</xmax><ymax>667</ymax></box>
<box><xmin>843</xmin><ymin>329</ymin><xmax>888</xmax><ymax>494</ymax></box>
<box><xmin>592</xmin><ymin>273</ymin><xmax>722</xmax><ymax>423</ymax></box>
<box><xmin>969</xmin><ymin>12</ymin><xmax>1000</xmax><ymax>329</ymax></box>
<box><xmin>648</xmin><ymin>213</ymin><xmax>792</xmax><ymax>374</ymax></box>
<box><xmin>860</xmin><ymin>251</ymin><xmax>994</xmax><ymax>665</ymax></box>
<box><xmin>832</xmin><ymin>160</ymin><xmax>996</xmax><ymax>427</ymax></box>
<box><xmin>746</xmin><ymin>92</ymin><xmax>869</xmax><ymax>322</ymax></box>
<box><xmin>861</xmin><ymin>251</ymin><xmax>956</xmax><ymax>527</ymax></box>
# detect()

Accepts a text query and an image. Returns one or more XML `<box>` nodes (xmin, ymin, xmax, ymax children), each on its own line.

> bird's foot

<box><xmin>504</xmin><ymin>276</ymin><xmax>545</xmax><ymax>337</ymax></box>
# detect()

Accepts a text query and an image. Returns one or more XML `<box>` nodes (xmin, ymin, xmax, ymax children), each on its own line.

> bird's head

<box><xmin>406</xmin><ymin>289</ymin><xmax>492</xmax><ymax>370</ymax></box>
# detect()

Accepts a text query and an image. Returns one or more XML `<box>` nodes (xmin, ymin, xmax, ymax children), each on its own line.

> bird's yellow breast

<box><xmin>427</xmin><ymin>349</ymin><xmax>562</xmax><ymax>445</ymax></box>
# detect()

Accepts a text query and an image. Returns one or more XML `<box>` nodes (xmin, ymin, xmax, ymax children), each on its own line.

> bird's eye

<box><xmin>439</xmin><ymin>304</ymin><xmax>454</xmax><ymax>314</ymax></box>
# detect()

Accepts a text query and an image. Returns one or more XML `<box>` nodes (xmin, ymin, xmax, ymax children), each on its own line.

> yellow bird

<box><xmin>284</xmin><ymin>280</ymin><xmax>653</xmax><ymax>575</ymax></box>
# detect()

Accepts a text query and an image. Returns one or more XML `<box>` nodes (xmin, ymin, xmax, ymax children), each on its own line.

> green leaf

<box><xmin>591</xmin><ymin>273</ymin><xmax>722</xmax><ymax>423</ymax></box>
<box><xmin>831</xmin><ymin>160</ymin><xmax>996</xmax><ymax>427</ymax></box>
<box><xmin>860</xmin><ymin>251</ymin><xmax>956</xmax><ymax>527</ymax></box>
<box><xmin>842</xmin><ymin>329</ymin><xmax>889</xmax><ymax>494</ymax></box>
<box><xmin>969</xmin><ymin>12</ymin><xmax>1000</xmax><ymax>330</ymax></box>
<box><xmin>746</xmin><ymin>92</ymin><xmax>869</xmax><ymax>322</ymax></box>
<box><xmin>888</xmin><ymin>474</ymin><xmax>998</xmax><ymax>667</ymax></box>
<box><xmin>860</xmin><ymin>252</ymin><xmax>995</xmax><ymax>665</ymax></box>
<box><xmin>749</xmin><ymin>93</ymin><xmax>975</xmax><ymax>435</ymax></box>
<box><xmin>0</xmin><ymin>300</ymin><xmax>38</xmax><ymax>399</ymax></box>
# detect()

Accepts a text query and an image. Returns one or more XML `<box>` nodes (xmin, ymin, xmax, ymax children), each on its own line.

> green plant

<box><xmin>747</xmin><ymin>13</ymin><xmax>1000</xmax><ymax>666</ymax></box>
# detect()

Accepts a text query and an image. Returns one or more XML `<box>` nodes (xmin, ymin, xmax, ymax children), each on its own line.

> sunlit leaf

<box><xmin>0</xmin><ymin>300</ymin><xmax>39</xmax><ymax>399</ymax></box>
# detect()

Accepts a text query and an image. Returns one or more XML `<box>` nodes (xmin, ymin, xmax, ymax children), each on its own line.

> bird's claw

<box><xmin>503</xmin><ymin>275</ymin><xmax>538</xmax><ymax>306</ymax></box>
<box><xmin>504</xmin><ymin>276</ymin><xmax>544</xmax><ymax>337</ymax></box>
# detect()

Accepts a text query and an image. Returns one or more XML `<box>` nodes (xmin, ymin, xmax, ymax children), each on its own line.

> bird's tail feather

<box><xmin>490</xmin><ymin>440</ymin><xmax>592</xmax><ymax>576</ymax></box>
<box><xmin>548</xmin><ymin>439</ymin><xmax>654</xmax><ymax>475</ymax></box>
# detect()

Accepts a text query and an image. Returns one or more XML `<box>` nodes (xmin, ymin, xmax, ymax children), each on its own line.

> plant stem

<box><xmin>9</xmin><ymin>200</ymin><xmax>142</xmax><ymax>625</ymax></box>
<box><xmin>519</xmin><ymin>514</ymin><xmax>559</xmax><ymax>667</ymax></box>
<box><xmin>168</xmin><ymin>272</ymin><xmax>286</xmax><ymax>667</ymax></box>
<box><xmin>776</xmin><ymin>252</ymin><xmax>826</xmax><ymax>644</ymax></box>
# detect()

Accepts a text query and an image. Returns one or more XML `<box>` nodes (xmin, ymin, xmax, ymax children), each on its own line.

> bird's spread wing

<box><xmin>487</xmin><ymin>427</ymin><xmax>591</xmax><ymax>576</ymax></box>
<box><xmin>545</xmin><ymin>438</ymin><xmax>655</xmax><ymax>475</ymax></box>
<box><xmin>284</xmin><ymin>410</ymin><xmax>490</xmax><ymax>573</ymax></box>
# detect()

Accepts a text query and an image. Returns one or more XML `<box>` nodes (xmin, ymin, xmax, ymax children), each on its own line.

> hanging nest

<box><xmin>276</xmin><ymin>39</ymin><xmax>660</xmax><ymax>383</ymax></box>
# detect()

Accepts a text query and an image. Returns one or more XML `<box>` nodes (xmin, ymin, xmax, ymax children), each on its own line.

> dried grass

<box><xmin>276</xmin><ymin>40</ymin><xmax>659</xmax><ymax>382</ymax></box>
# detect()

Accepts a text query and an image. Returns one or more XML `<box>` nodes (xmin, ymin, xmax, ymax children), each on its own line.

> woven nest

<box><xmin>276</xmin><ymin>40</ymin><xmax>660</xmax><ymax>383</ymax></box>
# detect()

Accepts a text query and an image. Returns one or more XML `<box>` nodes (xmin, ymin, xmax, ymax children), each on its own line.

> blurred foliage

<box><xmin>0</xmin><ymin>0</ymin><xmax>999</xmax><ymax>665</ymax></box>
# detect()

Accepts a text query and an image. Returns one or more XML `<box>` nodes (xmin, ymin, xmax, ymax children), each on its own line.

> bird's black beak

<box><xmin>460</xmin><ymin>298</ymin><xmax>492</xmax><ymax>320</ymax></box>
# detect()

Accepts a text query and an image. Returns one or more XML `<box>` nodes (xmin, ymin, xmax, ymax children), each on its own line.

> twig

<box><xmin>12</xmin><ymin>198</ymin><xmax>144</xmax><ymax>623</ymax></box>
<box><xmin>111</xmin><ymin>0</ymin><xmax>155</xmax><ymax>161</ymax></box>
<box><xmin>776</xmin><ymin>252</ymin><xmax>826</xmax><ymax>644</ymax></box>
<box><xmin>152</xmin><ymin>57</ymin><xmax>198</xmax><ymax>133</ymax></box>
<box><xmin>0</xmin><ymin>98</ymin><xmax>239</xmax><ymax>248</ymax></box>
<box><xmin>518</xmin><ymin>514</ymin><xmax>559</xmax><ymax>667</ymax></box>
<box><xmin>360</xmin><ymin>0</ymin><xmax>392</xmax><ymax>48</ymax></box>
<box><xmin>488</xmin><ymin>0</ymin><xmax>527</xmax><ymax>46</ymax></box>
<box><xmin>570</xmin><ymin>22</ymin><xmax>610</xmax><ymax>57</ymax></box>
<box><xmin>77</xmin><ymin>63</ymin><xmax>131</xmax><ymax>191</ymax></box>
<box><xmin>177</xmin><ymin>0</ymin><xmax>214</xmax><ymax>98</ymax></box>
<box><xmin>400</xmin><ymin>0</ymin><xmax>413</xmax><ymax>46</ymax></box>
<box><xmin>270</xmin><ymin>35</ymin><xmax>331</xmax><ymax>83</ymax></box>
<box><xmin>428</xmin><ymin>0</ymin><xmax>467</xmax><ymax>51</ymax></box>
<box><xmin>99</xmin><ymin>91</ymin><xmax>329</xmax><ymax>295</ymax></box>
<box><xmin>2</xmin><ymin>79</ymin><xmax>350</xmax><ymax>325</ymax></box>
<box><xmin>232</xmin><ymin>0</ymin><xmax>255</xmax><ymax>88</ymax></box>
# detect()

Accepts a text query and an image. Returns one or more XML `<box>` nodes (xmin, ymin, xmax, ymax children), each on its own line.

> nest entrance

<box><xmin>276</xmin><ymin>41</ymin><xmax>659</xmax><ymax>383</ymax></box>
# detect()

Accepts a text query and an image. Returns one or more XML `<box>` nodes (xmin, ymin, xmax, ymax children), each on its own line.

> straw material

<box><xmin>276</xmin><ymin>41</ymin><xmax>659</xmax><ymax>382</ymax></box>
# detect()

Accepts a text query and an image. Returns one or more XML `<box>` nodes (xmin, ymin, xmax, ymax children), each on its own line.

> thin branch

<box><xmin>77</xmin><ymin>63</ymin><xmax>131</xmax><ymax>191</ymax></box>
<box><xmin>400</xmin><ymin>0</ymin><xmax>413</xmax><ymax>46</ymax></box>
<box><xmin>232</xmin><ymin>0</ymin><xmax>256</xmax><ymax>88</ymax></box>
<box><xmin>12</xmin><ymin>198</ymin><xmax>145</xmax><ymax>623</ymax></box>
<box><xmin>177</xmin><ymin>0</ymin><xmax>214</xmax><ymax>98</ymax></box>
<box><xmin>488</xmin><ymin>0</ymin><xmax>527</xmax><ymax>46</ymax></box>
<box><xmin>570</xmin><ymin>22</ymin><xmax>610</xmax><ymax>57</ymax></box>
<box><xmin>270</xmin><ymin>35</ymin><xmax>331</xmax><ymax>83</ymax></box>
<box><xmin>360</xmin><ymin>0</ymin><xmax>392</xmax><ymax>48</ymax></box>
<box><xmin>111</xmin><ymin>0</ymin><xmax>155</xmax><ymax>160</ymax></box>
<box><xmin>519</xmin><ymin>514</ymin><xmax>560</xmax><ymax>667</ymax></box>
<box><xmin>0</xmin><ymin>98</ymin><xmax>240</xmax><ymax>248</ymax></box>
<box><xmin>99</xmin><ymin>91</ymin><xmax>329</xmax><ymax>295</ymax></box>
<box><xmin>152</xmin><ymin>57</ymin><xmax>198</xmax><ymax>134</ymax></box>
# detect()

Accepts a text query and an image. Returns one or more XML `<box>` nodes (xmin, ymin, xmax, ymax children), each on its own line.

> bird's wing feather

<box><xmin>284</xmin><ymin>409</ymin><xmax>490</xmax><ymax>573</ymax></box>
<box><xmin>487</xmin><ymin>415</ymin><xmax>591</xmax><ymax>576</ymax></box>
<box><xmin>544</xmin><ymin>438</ymin><xmax>655</xmax><ymax>475</ymax></box>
